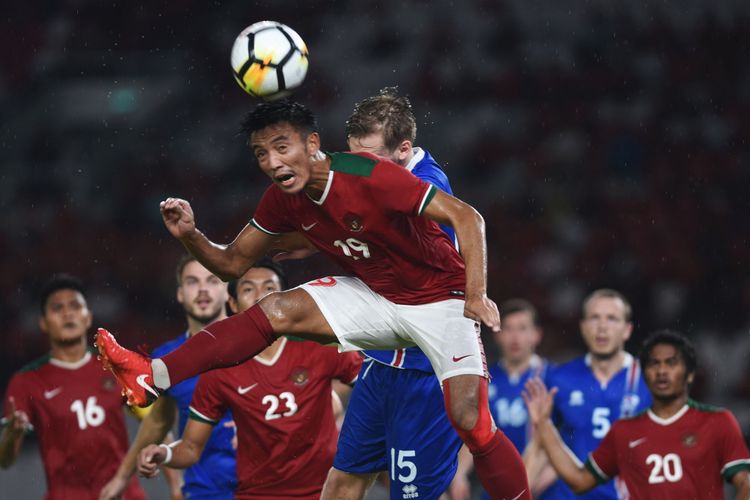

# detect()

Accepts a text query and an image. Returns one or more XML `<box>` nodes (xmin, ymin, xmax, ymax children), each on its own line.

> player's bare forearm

<box><xmin>162</xmin><ymin>419</ymin><xmax>212</xmax><ymax>470</ymax></box>
<box><xmin>732</xmin><ymin>470</ymin><xmax>750</xmax><ymax>499</ymax></box>
<box><xmin>180</xmin><ymin>224</ymin><xmax>275</xmax><ymax>281</ymax></box>
<box><xmin>115</xmin><ymin>397</ymin><xmax>177</xmax><ymax>479</ymax></box>
<box><xmin>536</xmin><ymin>419</ymin><xmax>596</xmax><ymax>493</ymax></box>
<box><xmin>0</xmin><ymin>427</ymin><xmax>24</xmax><ymax>468</ymax></box>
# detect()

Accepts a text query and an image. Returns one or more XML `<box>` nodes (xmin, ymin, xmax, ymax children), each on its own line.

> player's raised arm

<box><xmin>160</xmin><ymin>197</ymin><xmax>276</xmax><ymax>281</ymax></box>
<box><xmin>522</xmin><ymin>377</ymin><xmax>598</xmax><ymax>494</ymax></box>
<box><xmin>421</xmin><ymin>189</ymin><xmax>500</xmax><ymax>332</ymax></box>
<box><xmin>0</xmin><ymin>397</ymin><xmax>29</xmax><ymax>468</ymax></box>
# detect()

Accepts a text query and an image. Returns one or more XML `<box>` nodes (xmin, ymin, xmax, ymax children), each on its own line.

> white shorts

<box><xmin>299</xmin><ymin>276</ymin><xmax>487</xmax><ymax>382</ymax></box>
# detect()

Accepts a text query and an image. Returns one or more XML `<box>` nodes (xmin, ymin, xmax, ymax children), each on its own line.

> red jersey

<box><xmin>251</xmin><ymin>152</ymin><xmax>466</xmax><ymax>305</ymax></box>
<box><xmin>189</xmin><ymin>338</ymin><xmax>362</xmax><ymax>499</ymax></box>
<box><xmin>586</xmin><ymin>401</ymin><xmax>750</xmax><ymax>499</ymax></box>
<box><xmin>2</xmin><ymin>350</ymin><xmax>144</xmax><ymax>500</ymax></box>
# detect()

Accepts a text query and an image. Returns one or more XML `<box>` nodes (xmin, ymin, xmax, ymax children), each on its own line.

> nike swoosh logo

<box><xmin>238</xmin><ymin>383</ymin><xmax>258</xmax><ymax>395</ymax></box>
<box><xmin>452</xmin><ymin>354</ymin><xmax>473</xmax><ymax>362</ymax></box>
<box><xmin>628</xmin><ymin>437</ymin><xmax>647</xmax><ymax>448</ymax></box>
<box><xmin>136</xmin><ymin>374</ymin><xmax>160</xmax><ymax>399</ymax></box>
<box><xmin>301</xmin><ymin>222</ymin><xmax>317</xmax><ymax>231</ymax></box>
<box><xmin>44</xmin><ymin>387</ymin><xmax>62</xmax><ymax>399</ymax></box>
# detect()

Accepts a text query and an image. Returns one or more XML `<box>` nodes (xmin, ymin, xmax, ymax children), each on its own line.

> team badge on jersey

<box><xmin>681</xmin><ymin>433</ymin><xmax>698</xmax><ymax>447</ymax></box>
<box><xmin>102</xmin><ymin>377</ymin><xmax>117</xmax><ymax>391</ymax></box>
<box><xmin>344</xmin><ymin>212</ymin><xmax>364</xmax><ymax>232</ymax></box>
<box><xmin>290</xmin><ymin>367</ymin><xmax>309</xmax><ymax>386</ymax></box>
<box><xmin>569</xmin><ymin>390</ymin><xmax>584</xmax><ymax>406</ymax></box>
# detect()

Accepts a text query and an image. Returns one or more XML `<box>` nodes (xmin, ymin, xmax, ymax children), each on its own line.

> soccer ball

<box><xmin>231</xmin><ymin>21</ymin><xmax>309</xmax><ymax>100</ymax></box>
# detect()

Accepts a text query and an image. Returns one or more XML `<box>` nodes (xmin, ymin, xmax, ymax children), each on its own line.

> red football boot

<box><xmin>95</xmin><ymin>328</ymin><xmax>161</xmax><ymax>407</ymax></box>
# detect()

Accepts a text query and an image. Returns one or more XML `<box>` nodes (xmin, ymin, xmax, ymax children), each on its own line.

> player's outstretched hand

<box><xmin>464</xmin><ymin>294</ymin><xmax>501</xmax><ymax>332</ymax></box>
<box><xmin>99</xmin><ymin>475</ymin><xmax>128</xmax><ymax>500</ymax></box>
<box><xmin>522</xmin><ymin>377</ymin><xmax>558</xmax><ymax>426</ymax></box>
<box><xmin>2</xmin><ymin>397</ymin><xmax>29</xmax><ymax>441</ymax></box>
<box><xmin>138</xmin><ymin>444</ymin><xmax>167</xmax><ymax>478</ymax></box>
<box><xmin>160</xmin><ymin>197</ymin><xmax>196</xmax><ymax>240</ymax></box>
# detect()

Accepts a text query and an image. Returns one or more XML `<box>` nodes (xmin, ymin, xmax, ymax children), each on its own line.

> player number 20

<box><xmin>70</xmin><ymin>396</ymin><xmax>105</xmax><ymax>430</ymax></box>
<box><xmin>333</xmin><ymin>238</ymin><xmax>371</xmax><ymax>260</ymax></box>
<box><xmin>262</xmin><ymin>392</ymin><xmax>298</xmax><ymax>420</ymax></box>
<box><xmin>390</xmin><ymin>448</ymin><xmax>418</xmax><ymax>483</ymax></box>
<box><xmin>646</xmin><ymin>453</ymin><xmax>683</xmax><ymax>483</ymax></box>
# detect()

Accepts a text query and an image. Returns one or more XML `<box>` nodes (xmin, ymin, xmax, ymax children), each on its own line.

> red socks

<box><xmin>160</xmin><ymin>304</ymin><xmax>276</xmax><ymax>385</ymax></box>
<box><xmin>473</xmin><ymin>431</ymin><xmax>531</xmax><ymax>500</ymax></box>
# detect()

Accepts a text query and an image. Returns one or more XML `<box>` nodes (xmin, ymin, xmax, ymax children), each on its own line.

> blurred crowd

<box><xmin>2</xmin><ymin>0</ymin><xmax>749</xmax><ymax>432</ymax></box>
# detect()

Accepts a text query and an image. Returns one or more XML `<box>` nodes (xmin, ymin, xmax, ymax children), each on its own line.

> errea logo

<box><xmin>569</xmin><ymin>390</ymin><xmax>584</xmax><ymax>406</ymax></box>
<box><xmin>402</xmin><ymin>484</ymin><xmax>419</xmax><ymax>499</ymax></box>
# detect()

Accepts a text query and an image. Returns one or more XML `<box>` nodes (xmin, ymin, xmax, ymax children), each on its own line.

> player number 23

<box><xmin>262</xmin><ymin>392</ymin><xmax>298</xmax><ymax>420</ymax></box>
<box><xmin>333</xmin><ymin>238</ymin><xmax>371</xmax><ymax>260</ymax></box>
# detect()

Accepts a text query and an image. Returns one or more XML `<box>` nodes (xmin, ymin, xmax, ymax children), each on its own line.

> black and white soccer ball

<box><xmin>231</xmin><ymin>21</ymin><xmax>309</xmax><ymax>100</ymax></box>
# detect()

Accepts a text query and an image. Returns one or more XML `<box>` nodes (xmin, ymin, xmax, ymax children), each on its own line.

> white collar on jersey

<box><xmin>254</xmin><ymin>336</ymin><xmax>288</xmax><ymax>366</ymax></box>
<box><xmin>584</xmin><ymin>351</ymin><xmax>633</xmax><ymax>368</ymax></box>
<box><xmin>404</xmin><ymin>147</ymin><xmax>425</xmax><ymax>173</ymax></box>
<box><xmin>306</xmin><ymin>170</ymin><xmax>334</xmax><ymax>206</ymax></box>
<box><xmin>49</xmin><ymin>350</ymin><xmax>92</xmax><ymax>370</ymax></box>
<box><xmin>647</xmin><ymin>404</ymin><xmax>690</xmax><ymax>426</ymax></box>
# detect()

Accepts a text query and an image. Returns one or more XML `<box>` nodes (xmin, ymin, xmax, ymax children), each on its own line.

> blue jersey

<box><xmin>488</xmin><ymin>355</ymin><xmax>551</xmax><ymax>452</ymax></box>
<box><xmin>364</xmin><ymin>148</ymin><xmax>455</xmax><ymax>373</ymax></box>
<box><xmin>543</xmin><ymin>353</ymin><xmax>651</xmax><ymax>500</ymax></box>
<box><xmin>152</xmin><ymin>334</ymin><xmax>237</xmax><ymax>500</ymax></box>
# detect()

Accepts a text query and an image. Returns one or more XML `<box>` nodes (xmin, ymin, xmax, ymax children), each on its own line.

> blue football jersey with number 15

<box><xmin>542</xmin><ymin>352</ymin><xmax>651</xmax><ymax>500</ymax></box>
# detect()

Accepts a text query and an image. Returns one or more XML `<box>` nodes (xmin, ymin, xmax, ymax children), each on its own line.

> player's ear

<box><xmin>227</xmin><ymin>296</ymin><xmax>239</xmax><ymax>314</ymax></box>
<box><xmin>176</xmin><ymin>285</ymin><xmax>184</xmax><ymax>305</ymax></box>
<box><xmin>306</xmin><ymin>131</ymin><xmax>321</xmax><ymax>155</ymax></box>
<box><xmin>38</xmin><ymin>315</ymin><xmax>49</xmax><ymax>334</ymax></box>
<box><xmin>395</xmin><ymin>140</ymin><xmax>412</xmax><ymax>163</ymax></box>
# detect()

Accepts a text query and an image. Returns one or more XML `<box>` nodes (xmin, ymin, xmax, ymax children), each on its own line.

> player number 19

<box><xmin>333</xmin><ymin>238</ymin><xmax>371</xmax><ymax>260</ymax></box>
<box><xmin>390</xmin><ymin>448</ymin><xmax>417</xmax><ymax>483</ymax></box>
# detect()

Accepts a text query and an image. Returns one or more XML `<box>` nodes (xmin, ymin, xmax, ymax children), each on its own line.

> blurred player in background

<box><xmin>523</xmin><ymin>330</ymin><xmax>750</xmax><ymax>499</ymax></box>
<box><xmin>533</xmin><ymin>288</ymin><xmax>652</xmax><ymax>499</ymax></box>
<box><xmin>280</xmin><ymin>88</ymin><xmax>462</xmax><ymax>500</ymax></box>
<box><xmin>454</xmin><ymin>298</ymin><xmax>554</xmax><ymax>499</ymax></box>
<box><xmin>136</xmin><ymin>262</ymin><xmax>362</xmax><ymax>499</ymax></box>
<box><xmin>100</xmin><ymin>256</ymin><xmax>235</xmax><ymax>500</ymax></box>
<box><xmin>0</xmin><ymin>274</ymin><xmax>145</xmax><ymax>499</ymax></box>
<box><xmin>97</xmin><ymin>100</ymin><xmax>531</xmax><ymax>500</ymax></box>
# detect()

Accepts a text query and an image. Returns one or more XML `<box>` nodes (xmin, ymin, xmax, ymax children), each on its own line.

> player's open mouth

<box><xmin>276</xmin><ymin>174</ymin><xmax>295</xmax><ymax>187</ymax></box>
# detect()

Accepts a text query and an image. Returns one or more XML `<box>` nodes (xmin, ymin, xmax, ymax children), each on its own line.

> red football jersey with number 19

<box><xmin>251</xmin><ymin>152</ymin><xmax>466</xmax><ymax>305</ymax></box>
<box><xmin>189</xmin><ymin>338</ymin><xmax>362</xmax><ymax>500</ymax></box>
<box><xmin>586</xmin><ymin>401</ymin><xmax>750</xmax><ymax>499</ymax></box>
<box><xmin>2</xmin><ymin>350</ymin><xmax>144</xmax><ymax>500</ymax></box>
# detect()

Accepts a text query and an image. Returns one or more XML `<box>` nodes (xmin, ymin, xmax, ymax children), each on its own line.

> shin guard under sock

<box><xmin>161</xmin><ymin>304</ymin><xmax>276</xmax><ymax>385</ymax></box>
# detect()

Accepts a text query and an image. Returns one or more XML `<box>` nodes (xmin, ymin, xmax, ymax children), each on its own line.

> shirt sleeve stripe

<box><xmin>417</xmin><ymin>184</ymin><xmax>437</xmax><ymax>215</ymax></box>
<box><xmin>188</xmin><ymin>406</ymin><xmax>219</xmax><ymax>425</ymax></box>
<box><xmin>250</xmin><ymin>218</ymin><xmax>281</xmax><ymax>236</ymax></box>
<box><xmin>585</xmin><ymin>455</ymin><xmax>610</xmax><ymax>484</ymax></box>
<box><xmin>722</xmin><ymin>459</ymin><xmax>750</xmax><ymax>478</ymax></box>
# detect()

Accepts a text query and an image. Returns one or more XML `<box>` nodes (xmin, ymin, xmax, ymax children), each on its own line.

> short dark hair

<box><xmin>227</xmin><ymin>259</ymin><xmax>288</xmax><ymax>299</ymax></box>
<box><xmin>582</xmin><ymin>288</ymin><xmax>632</xmax><ymax>322</ymax></box>
<box><xmin>175</xmin><ymin>254</ymin><xmax>198</xmax><ymax>286</ymax></box>
<box><xmin>345</xmin><ymin>87</ymin><xmax>417</xmax><ymax>151</ymax></box>
<box><xmin>240</xmin><ymin>100</ymin><xmax>318</xmax><ymax>139</ymax></box>
<box><xmin>40</xmin><ymin>274</ymin><xmax>86</xmax><ymax>313</ymax></box>
<box><xmin>499</xmin><ymin>298</ymin><xmax>540</xmax><ymax>327</ymax></box>
<box><xmin>639</xmin><ymin>330</ymin><xmax>697</xmax><ymax>375</ymax></box>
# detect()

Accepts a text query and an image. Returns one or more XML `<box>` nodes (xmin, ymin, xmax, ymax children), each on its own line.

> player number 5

<box><xmin>390</xmin><ymin>448</ymin><xmax>417</xmax><ymax>483</ymax></box>
<box><xmin>592</xmin><ymin>407</ymin><xmax>611</xmax><ymax>438</ymax></box>
<box><xmin>70</xmin><ymin>396</ymin><xmax>106</xmax><ymax>430</ymax></box>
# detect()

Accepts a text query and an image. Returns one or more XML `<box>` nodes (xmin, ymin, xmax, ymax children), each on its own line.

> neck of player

<box><xmin>590</xmin><ymin>350</ymin><xmax>625</xmax><ymax>385</ymax></box>
<box><xmin>50</xmin><ymin>335</ymin><xmax>88</xmax><ymax>363</ymax></box>
<box><xmin>502</xmin><ymin>356</ymin><xmax>532</xmax><ymax>377</ymax></box>
<box><xmin>650</xmin><ymin>392</ymin><xmax>689</xmax><ymax>419</ymax></box>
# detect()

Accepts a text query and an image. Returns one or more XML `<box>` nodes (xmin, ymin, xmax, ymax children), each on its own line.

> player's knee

<box><xmin>321</xmin><ymin>468</ymin><xmax>369</xmax><ymax>499</ymax></box>
<box><xmin>258</xmin><ymin>289</ymin><xmax>303</xmax><ymax>330</ymax></box>
<box><xmin>444</xmin><ymin>376</ymin><xmax>495</xmax><ymax>452</ymax></box>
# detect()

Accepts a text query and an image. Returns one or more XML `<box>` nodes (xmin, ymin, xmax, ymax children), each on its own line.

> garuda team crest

<box><xmin>290</xmin><ymin>367</ymin><xmax>309</xmax><ymax>386</ymax></box>
<box><xmin>343</xmin><ymin>212</ymin><xmax>363</xmax><ymax>233</ymax></box>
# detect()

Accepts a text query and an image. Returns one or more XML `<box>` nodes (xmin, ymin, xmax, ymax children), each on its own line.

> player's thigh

<box><xmin>334</xmin><ymin>360</ymin><xmax>389</xmax><ymax>474</ymax></box>
<box><xmin>398</xmin><ymin>299</ymin><xmax>487</xmax><ymax>382</ymax></box>
<box><xmin>385</xmin><ymin>369</ymin><xmax>463</xmax><ymax>499</ymax></box>
<box><xmin>321</xmin><ymin>468</ymin><xmax>378</xmax><ymax>500</ymax></box>
<box><xmin>299</xmin><ymin>277</ymin><xmax>412</xmax><ymax>351</ymax></box>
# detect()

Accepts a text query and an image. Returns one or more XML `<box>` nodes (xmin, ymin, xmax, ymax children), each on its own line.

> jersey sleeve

<box><xmin>2</xmin><ymin>374</ymin><xmax>34</xmax><ymax>432</ymax></box>
<box><xmin>586</xmin><ymin>422</ymin><xmax>619</xmax><ymax>483</ymax></box>
<box><xmin>188</xmin><ymin>373</ymin><xmax>227</xmax><ymax>426</ymax></box>
<box><xmin>332</xmin><ymin>351</ymin><xmax>363</xmax><ymax>385</ymax></box>
<box><xmin>371</xmin><ymin>161</ymin><xmax>437</xmax><ymax>216</ymax></box>
<box><xmin>717</xmin><ymin>410</ymin><xmax>750</xmax><ymax>480</ymax></box>
<box><xmin>250</xmin><ymin>185</ymin><xmax>297</xmax><ymax>235</ymax></box>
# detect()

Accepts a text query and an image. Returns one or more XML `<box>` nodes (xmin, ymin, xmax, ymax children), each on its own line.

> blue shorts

<box><xmin>334</xmin><ymin>360</ymin><xmax>462</xmax><ymax>499</ymax></box>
